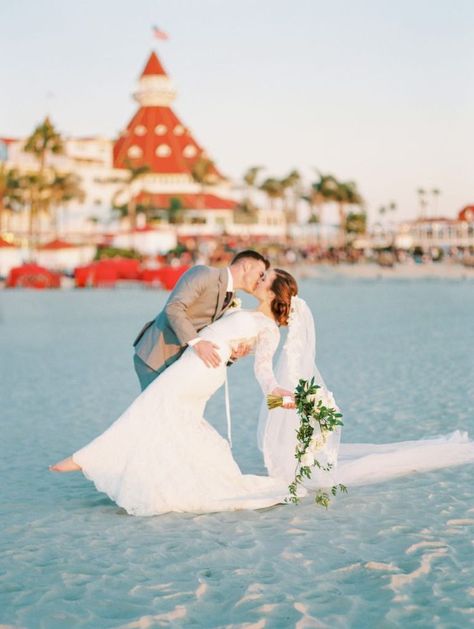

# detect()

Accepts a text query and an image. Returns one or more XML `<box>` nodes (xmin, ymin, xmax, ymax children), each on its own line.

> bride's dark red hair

<box><xmin>270</xmin><ymin>269</ymin><xmax>298</xmax><ymax>326</ymax></box>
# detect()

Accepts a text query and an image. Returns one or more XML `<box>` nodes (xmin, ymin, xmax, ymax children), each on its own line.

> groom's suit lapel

<box><xmin>214</xmin><ymin>267</ymin><xmax>231</xmax><ymax>319</ymax></box>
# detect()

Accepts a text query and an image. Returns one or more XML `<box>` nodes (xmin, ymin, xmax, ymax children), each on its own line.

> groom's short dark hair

<box><xmin>231</xmin><ymin>250</ymin><xmax>270</xmax><ymax>269</ymax></box>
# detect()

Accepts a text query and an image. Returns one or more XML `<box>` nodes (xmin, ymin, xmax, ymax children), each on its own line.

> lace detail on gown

<box><xmin>253</xmin><ymin>317</ymin><xmax>280</xmax><ymax>395</ymax></box>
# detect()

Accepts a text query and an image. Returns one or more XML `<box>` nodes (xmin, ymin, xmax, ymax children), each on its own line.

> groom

<box><xmin>133</xmin><ymin>250</ymin><xmax>269</xmax><ymax>390</ymax></box>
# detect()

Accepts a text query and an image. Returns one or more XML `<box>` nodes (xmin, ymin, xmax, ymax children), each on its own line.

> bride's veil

<box><xmin>257</xmin><ymin>296</ymin><xmax>474</xmax><ymax>488</ymax></box>
<box><xmin>257</xmin><ymin>296</ymin><xmax>319</xmax><ymax>451</ymax></box>
<box><xmin>257</xmin><ymin>296</ymin><xmax>340</xmax><ymax>484</ymax></box>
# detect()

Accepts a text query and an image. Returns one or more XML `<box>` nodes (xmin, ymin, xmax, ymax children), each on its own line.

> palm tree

<box><xmin>242</xmin><ymin>166</ymin><xmax>263</xmax><ymax>210</ymax></box>
<box><xmin>234</xmin><ymin>166</ymin><xmax>262</xmax><ymax>224</ymax></box>
<box><xmin>280</xmin><ymin>169</ymin><xmax>301</xmax><ymax>224</ymax></box>
<box><xmin>49</xmin><ymin>172</ymin><xmax>85</xmax><ymax>236</ymax></box>
<box><xmin>259</xmin><ymin>177</ymin><xmax>283</xmax><ymax>211</ymax></box>
<box><xmin>16</xmin><ymin>172</ymin><xmax>50</xmax><ymax>251</ymax></box>
<box><xmin>24</xmin><ymin>116</ymin><xmax>63</xmax><ymax>173</ymax></box>
<box><xmin>243</xmin><ymin>166</ymin><xmax>263</xmax><ymax>191</ymax></box>
<box><xmin>431</xmin><ymin>188</ymin><xmax>441</xmax><ymax>216</ymax></box>
<box><xmin>112</xmin><ymin>161</ymin><xmax>152</xmax><ymax>235</ymax></box>
<box><xmin>417</xmin><ymin>188</ymin><xmax>427</xmax><ymax>219</ymax></box>
<box><xmin>23</xmin><ymin>117</ymin><xmax>64</xmax><ymax>251</ymax></box>
<box><xmin>379</xmin><ymin>201</ymin><xmax>396</xmax><ymax>219</ymax></box>
<box><xmin>0</xmin><ymin>165</ymin><xmax>22</xmax><ymax>234</ymax></box>
<box><xmin>333</xmin><ymin>180</ymin><xmax>364</xmax><ymax>245</ymax></box>
<box><xmin>310</xmin><ymin>171</ymin><xmax>340</xmax><ymax>225</ymax></box>
<box><xmin>345</xmin><ymin>211</ymin><xmax>367</xmax><ymax>235</ymax></box>
<box><xmin>191</xmin><ymin>156</ymin><xmax>216</xmax><ymax>210</ymax></box>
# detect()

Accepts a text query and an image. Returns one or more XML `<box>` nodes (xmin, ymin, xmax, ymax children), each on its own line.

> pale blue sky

<box><xmin>1</xmin><ymin>0</ymin><xmax>474</xmax><ymax>221</ymax></box>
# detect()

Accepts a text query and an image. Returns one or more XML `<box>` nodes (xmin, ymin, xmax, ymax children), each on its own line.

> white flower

<box><xmin>309</xmin><ymin>434</ymin><xmax>326</xmax><ymax>452</ymax></box>
<box><xmin>307</xmin><ymin>389</ymin><xmax>335</xmax><ymax>408</ymax></box>
<box><xmin>311</xmin><ymin>388</ymin><xmax>336</xmax><ymax>408</ymax></box>
<box><xmin>300</xmin><ymin>451</ymin><xmax>314</xmax><ymax>467</ymax></box>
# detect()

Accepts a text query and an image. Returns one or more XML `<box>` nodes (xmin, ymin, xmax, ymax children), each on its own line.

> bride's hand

<box><xmin>229</xmin><ymin>342</ymin><xmax>252</xmax><ymax>362</ymax></box>
<box><xmin>271</xmin><ymin>387</ymin><xmax>296</xmax><ymax>409</ymax></box>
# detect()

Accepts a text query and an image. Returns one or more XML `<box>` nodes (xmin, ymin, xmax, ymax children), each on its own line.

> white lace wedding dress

<box><xmin>73</xmin><ymin>310</ymin><xmax>289</xmax><ymax>516</ymax></box>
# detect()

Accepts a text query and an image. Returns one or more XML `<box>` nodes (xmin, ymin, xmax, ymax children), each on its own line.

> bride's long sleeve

<box><xmin>254</xmin><ymin>322</ymin><xmax>280</xmax><ymax>395</ymax></box>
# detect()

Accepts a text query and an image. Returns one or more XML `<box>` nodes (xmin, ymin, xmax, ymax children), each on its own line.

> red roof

<box><xmin>134</xmin><ymin>192</ymin><xmax>237</xmax><ymax>210</ymax></box>
<box><xmin>0</xmin><ymin>137</ymin><xmax>17</xmax><ymax>145</ymax></box>
<box><xmin>38</xmin><ymin>238</ymin><xmax>77</xmax><ymax>250</ymax></box>
<box><xmin>113</xmin><ymin>106</ymin><xmax>222</xmax><ymax>178</ymax></box>
<box><xmin>141</xmin><ymin>51</ymin><xmax>168</xmax><ymax>78</ymax></box>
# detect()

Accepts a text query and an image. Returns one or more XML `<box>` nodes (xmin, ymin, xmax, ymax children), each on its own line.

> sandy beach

<box><xmin>1</xmin><ymin>278</ymin><xmax>473</xmax><ymax>627</ymax></box>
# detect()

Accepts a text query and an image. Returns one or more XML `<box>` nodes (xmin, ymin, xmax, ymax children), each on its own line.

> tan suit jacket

<box><xmin>133</xmin><ymin>265</ymin><xmax>232</xmax><ymax>373</ymax></box>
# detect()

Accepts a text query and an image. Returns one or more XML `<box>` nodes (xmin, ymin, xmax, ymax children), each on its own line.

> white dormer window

<box><xmin>155</xmin><ymin>124</ymin><xmax>167</xmax><ymax>135</ymax></box>
<box><xmin>174</xmin><ymin>125</ymin><xmax>184</xmax><ymax>136</ymax></box>
<box><xmin>183</xmin><ymin>144</ymin><xmax>197</xmax><ymax>158</ymax></box>
<box><xmin>135</xmin><ymin>125</ymin><xmax>147</xmax><ymax>136</ymax></box>
<box><xmin>156</xmin><ymin>144</ymin><xmax>171</xmax><ymax>157</ymax></box>
<box><xmin>128</xmin><ymin>145</ymin><xmax>143</xmax><ymax>158</ymax></box>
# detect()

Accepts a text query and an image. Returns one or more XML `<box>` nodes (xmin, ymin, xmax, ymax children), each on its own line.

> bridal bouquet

<box><xmin>267</xmin><ymin>377</ymin><xmax>347</xmax><ymax>508</ymax></box>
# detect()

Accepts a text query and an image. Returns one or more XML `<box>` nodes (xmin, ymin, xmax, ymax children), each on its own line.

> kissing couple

<box><xmin>50</xmin><ymin>250</ymin><xmax>309</xmax><ymax>514</ymax></box>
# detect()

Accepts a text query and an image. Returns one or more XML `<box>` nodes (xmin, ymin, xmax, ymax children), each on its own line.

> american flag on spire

<box><xmin>152</xmin><ymin>26</ymin><xmax>169</xmax><ymax>41</ymax></box>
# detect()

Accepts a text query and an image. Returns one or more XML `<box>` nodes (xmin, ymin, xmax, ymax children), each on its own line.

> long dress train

<box><xmin>259</xmin><ymin>299</ymin><xmax>474</xmax><ymax>489</ymax></box>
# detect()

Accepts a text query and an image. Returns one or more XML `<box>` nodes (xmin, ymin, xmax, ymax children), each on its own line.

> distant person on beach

<box><xmin>132</xmin><ymin>250</ymin><xmax>269</xmax><ymax>390</ymax></box>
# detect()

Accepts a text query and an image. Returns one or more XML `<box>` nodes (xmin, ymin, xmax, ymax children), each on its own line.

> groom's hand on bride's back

<box><xmin>193</xmin><ymin>340</ymin><xmax>221</xmax><ymax>368</ymax></box>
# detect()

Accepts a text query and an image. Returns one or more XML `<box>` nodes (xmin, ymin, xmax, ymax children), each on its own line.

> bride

<box><xmin>50</xmin><ymin>269</ymin><xmax>300</xmax><ymax>515</ymax></box>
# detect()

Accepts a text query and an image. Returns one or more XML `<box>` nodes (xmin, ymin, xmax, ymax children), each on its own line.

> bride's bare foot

<box><xmin>49</xmin><ymin>457</ymin><xmax>81</xmax><ymax>472</ymax></box>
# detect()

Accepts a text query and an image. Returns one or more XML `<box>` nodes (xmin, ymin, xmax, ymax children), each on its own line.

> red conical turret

<box><xmin>140</xmin><ymin>51</ymin><xmax>168</xmax><ymax>78</ymax></box>
<box><xmin>113</xmin><ymin>51</ymin><xmax>222</xmax><ymax>180</ymax></box>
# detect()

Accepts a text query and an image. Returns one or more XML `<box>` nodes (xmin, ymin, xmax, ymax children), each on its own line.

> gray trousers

<box><xmin>133</xmin><ymin>354</ymin><xmax>162</xmax><ymax>391</ymax></box>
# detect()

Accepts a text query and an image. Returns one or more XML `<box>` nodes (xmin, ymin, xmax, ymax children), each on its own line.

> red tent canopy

<box><xmin>74</xmin><ymin>258</ymin><xmax>189</xmax><ymax>289</ymax></box>
<box><xmin>74</xmin><ymin>258</ymin><xmax>142</xmax><ymax>287</ymax></box>
<box><xmin>140</xmin><ymin>265</ymin><xmax>189</xmax><ymax>290</ymax></box>
<box><xmin>6</xmin><ymin>263</ymin><xmax>61</xmax><ymax>289</ymax></box>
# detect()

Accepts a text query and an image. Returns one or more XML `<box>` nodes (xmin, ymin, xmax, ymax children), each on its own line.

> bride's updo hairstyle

<box><xmin>270</xmin><ymin>269</ymin><xmax>298</xmax><ymax>326</ymax></box>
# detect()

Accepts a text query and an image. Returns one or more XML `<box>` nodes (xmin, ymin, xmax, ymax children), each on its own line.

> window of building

<box><xmin>128</xmin><ymin>145</ymin><xmax>143</xmax><ymax>158</ymax></box>
<box><xmin>156</xmin><ymin>144</ymin><xmax>171</xmax><ymax>157</ymax></box>
<box><xmin>183</xmin><ymin>145</ymin><xmax>197</xmax><ymax>158</ymax></box>
<box><xmin>155</xmin><ymin>125</ymin><xmax>167</xmax><ymax>135</ymax></box>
